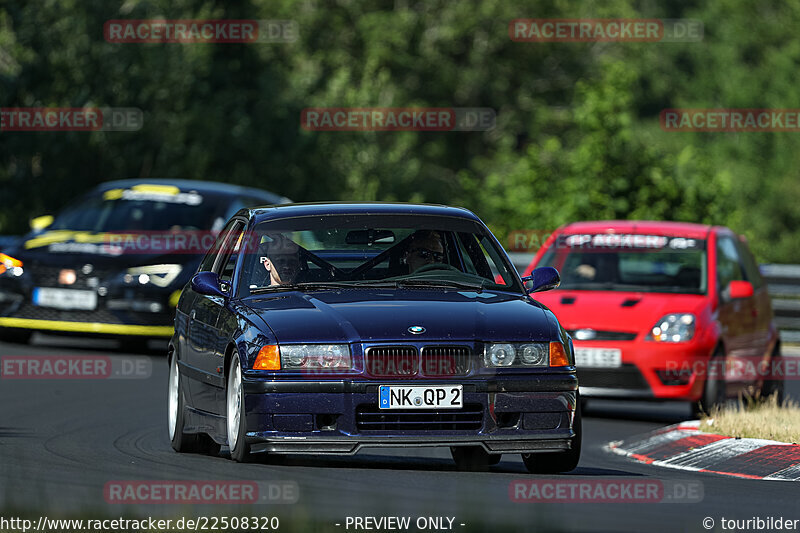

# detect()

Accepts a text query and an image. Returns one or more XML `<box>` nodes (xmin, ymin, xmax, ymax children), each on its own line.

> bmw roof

<box><xmin>247</xmin><ymin>202</ymin><xmax>482</xmax><ymax>223</ymax></box>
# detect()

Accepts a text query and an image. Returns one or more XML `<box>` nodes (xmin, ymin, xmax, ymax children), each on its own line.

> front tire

<box><xmin>761</xmin><ymin>342</ymin><xmax>784</xmax><ymax>405</ymax></box>
<box><xmin>450</xmin><ymin>446</ymin><xmax>498</xmax><ymax>471</ymax></box>
<box><xmin>522</xmin><ymin>395</ymin><xmax>582</xmax><ymax>474</ymax></box>
<box><xmin>226</xmin><ymin>357</ymin><xmax>251</xmax><ymax>462</ymax></box>
<box><xmin>692</xmin><ymin>346</ymin><xmax>726</xmax><ymax>417</ymax></box>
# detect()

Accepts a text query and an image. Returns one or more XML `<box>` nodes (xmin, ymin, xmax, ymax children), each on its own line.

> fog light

<box><xmin>656</xmin><ymin>369</ymin><xmax>693</xmax><ymax>386</ymax></box>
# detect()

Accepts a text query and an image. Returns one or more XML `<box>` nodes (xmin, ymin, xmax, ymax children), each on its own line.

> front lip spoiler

<box><xmin>0</xmin><ymin>317</ymin><xmax>173</xmax><ymax>337</ymax></box>
<box><xmin>247</xmin><ymin>435</ymin><xmax>574</xmax><ymax>455</ymax></box>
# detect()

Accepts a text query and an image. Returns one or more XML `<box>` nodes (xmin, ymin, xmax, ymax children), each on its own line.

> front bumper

<box><xmin>0</xmin><ymin>277</ymin><xmax>175</xmax><ymax>338</ymax></box>
<box><xmin>576</xmin><ymin>339</ymin><xmax>716</xmax><ymax>401</ymax></box>
<box><xmin>240</xmin><ymin>374</ymin><xmax>578</xmax><ymax>455</ymax></box>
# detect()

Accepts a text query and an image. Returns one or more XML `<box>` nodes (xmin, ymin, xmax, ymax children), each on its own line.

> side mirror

<box><xmin>727</xmin><ymin>280</ymin><xmax>754</xmax><ymax>299</ymax></box>
<box><xmin>30</xmin><ymin>215</ymin><xmax>54</xmax><ymax>231</ymax></box>
<box><xmin>522</xmin><ymin>266</ymin><xmax>561</xmax><ymax>294</ymax></box>
<box><xmin>191</xmin><ymin>271</ymin><xmax>228</xmax><ymax>298</ymax></box>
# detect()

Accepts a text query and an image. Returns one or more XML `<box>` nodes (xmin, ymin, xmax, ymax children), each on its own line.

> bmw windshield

<box><xmin>237</xmin><ymin>214</ymin><xmax>523</xmax><ymax>295</ymax></box>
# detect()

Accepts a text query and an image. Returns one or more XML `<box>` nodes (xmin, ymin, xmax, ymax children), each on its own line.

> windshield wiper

<box><xmin>249</xmin><ymin>282</ymin><xmax>360</xmax><ymax>293</ymax></box>
<box><xmin>396</xmin><ymin>278</ymin><xmax>487</xmax><ymax>292</ymax></box>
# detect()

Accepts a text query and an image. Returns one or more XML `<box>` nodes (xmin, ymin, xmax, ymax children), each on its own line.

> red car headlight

<box><xmin>647</xmin><ymin>313</ymin><xmax>696</xmax><ymax>342</ymax></box>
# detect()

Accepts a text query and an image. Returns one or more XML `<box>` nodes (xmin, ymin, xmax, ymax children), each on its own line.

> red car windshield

<box><xmin>538</xmin><ymin>234</ymin><xmax>707</xmax><ymax>294</ymax></box>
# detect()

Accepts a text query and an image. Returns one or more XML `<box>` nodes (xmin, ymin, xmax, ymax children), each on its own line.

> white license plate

<box><xmin>379</xmin><ymin>385</ymin><xmax>463</xmax><ymax>410</ymax></box>
<box><xmin>575</xmin><ymin>347</ymin><xmax>622</xmax><ymax>368</ymax></box>
<box><xmin>32</xmin><ymin>287</ymin><xmax>97</xmax><ymax>311</ymax></box>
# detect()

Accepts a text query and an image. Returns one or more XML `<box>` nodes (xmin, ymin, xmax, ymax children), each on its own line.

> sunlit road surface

<box><xmin>1</xmin><ymin>334</ymin><xmax>798</xmax><ymax>532</ymax></box>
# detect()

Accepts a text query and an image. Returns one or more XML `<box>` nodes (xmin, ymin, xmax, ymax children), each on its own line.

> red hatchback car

<box><xmin>524</xmin><ymin>221</ymin><xmax>782</xmax><ymax>415</ymax></box>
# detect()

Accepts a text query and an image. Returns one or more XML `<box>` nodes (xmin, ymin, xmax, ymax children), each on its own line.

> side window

<box><xmin>455</xmin><ymin>232</ymin><xmax>511</xmax><ymax>285</ymax></box>
<box><xmin>198</xmin><ymin>219</ymin><xmax>239</xmax><ymax>272</ymax></box>
<box><xmin>216</xmin><ymin>221</ymin><xmax>247</xmax><ymax>283</ymax></box>
<box><xmin>716</xmin><ymin>236</ymin><xmax>744</xmax><ymax>294</ymax></box>
<box><xmin>736</xmin><ymin>239</ymin><xmax>764</xmax><ymax>290</ymax></box>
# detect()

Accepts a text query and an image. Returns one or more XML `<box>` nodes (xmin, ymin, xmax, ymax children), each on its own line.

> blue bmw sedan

<box><xmin>169</xmin><ymin>203</ymin><xmax>580</xmax><ymax>473</ymax></box>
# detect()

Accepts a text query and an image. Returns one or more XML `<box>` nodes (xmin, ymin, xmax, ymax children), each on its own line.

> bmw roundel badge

<box><xmin>408</xmin><ymin>325</ymin><xmax>426</xmax><ymax>334</ymax></box>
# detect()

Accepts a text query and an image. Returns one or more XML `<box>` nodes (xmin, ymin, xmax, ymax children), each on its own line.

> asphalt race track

<box><xmin>1</xmin><ymin>335</ymin><xmax>798</xmax><ymax>532</ymax></box>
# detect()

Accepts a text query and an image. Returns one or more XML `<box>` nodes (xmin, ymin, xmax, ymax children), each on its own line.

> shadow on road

<box><xmin>583</xmin><ymin>399</ymin><xmax>692</xmax><ymax>425</ymax></box>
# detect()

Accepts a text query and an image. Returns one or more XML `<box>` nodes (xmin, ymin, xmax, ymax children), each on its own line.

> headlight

<box><xmin>519</xmin><ymin>343</ymin><xmax>549</xmax><ymax>365</ymax></box>
<box><xmin>484</xmin><ymin>342</ymin><xmax>551</xmax><ymax>367</ymax></box>
<box><xmin>280</xmin><ymin>344</ymin><xmax>352</xmax><ymax>369</ymax></box>
<box><xmin>125</xmin><ymin>264</ymin><xmax>182</xmax><ymax>287</ymax></box>
<box><xmin>485</xmin><ymin>343</ymin><xmax>516</xmax><ymax>367</ymax></box>
<box><xmin>0</xmin><ymin>253</ymin><xmax>23</xmax><ymax>277</ymax></box>
<box><xmin>648</xmin><ymin>313</ymin><xmax>695</xmax><ymax>343</ymax></box>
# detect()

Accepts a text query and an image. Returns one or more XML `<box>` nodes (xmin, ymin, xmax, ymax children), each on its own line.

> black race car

<box><xmin>0</xmin><ymin>179</ymin><xmax>288</xmax><ymax>346</ymax></box>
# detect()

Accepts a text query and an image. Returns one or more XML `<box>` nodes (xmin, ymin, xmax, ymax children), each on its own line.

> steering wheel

<box><xmin>413</xmin><ymin>263</ymin><xmax>461</xmax><ymax>274</ymax></box>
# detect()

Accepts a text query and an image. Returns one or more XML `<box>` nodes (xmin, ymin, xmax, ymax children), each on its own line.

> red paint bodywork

<box><xmin>524</xmin><ymin>221</ymin><xmax>779</xmax><ymax>401</ymax></box>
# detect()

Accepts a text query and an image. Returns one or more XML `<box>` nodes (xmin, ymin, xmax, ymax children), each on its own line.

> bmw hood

<box><xmin>242</xmin><ymin>289</ymin><xmax>556</xmax><ymax>344</ymax></box>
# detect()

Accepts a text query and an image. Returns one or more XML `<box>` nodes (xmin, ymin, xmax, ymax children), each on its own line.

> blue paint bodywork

<box><xmin>172</xmin><ymin>203</ymin><xmax>578</xmax><ymax>456</ymax></box>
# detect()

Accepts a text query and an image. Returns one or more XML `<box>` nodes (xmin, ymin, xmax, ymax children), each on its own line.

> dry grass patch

<box><xmin>700</xmin><ymin>395</ymin><xmax>800</xmax><ymax>444</ymax></box>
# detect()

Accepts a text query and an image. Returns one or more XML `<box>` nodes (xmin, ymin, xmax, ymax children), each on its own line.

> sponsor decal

<box><xmin>558</xmin><ymin>234</ymin><xmax>704</xmax><ymax>250</ymax></box>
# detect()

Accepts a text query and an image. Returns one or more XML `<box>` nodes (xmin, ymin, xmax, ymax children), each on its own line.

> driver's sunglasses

<box><xmin>411</xmin><ymin>248</ymin><xmax>445</xmax><ymax>262</ymax></box>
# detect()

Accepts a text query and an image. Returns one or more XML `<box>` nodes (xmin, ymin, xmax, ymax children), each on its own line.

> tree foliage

<box><xmin>1</xmin><ymin>0</ymin><xmax>798</xmax><ymax>262</ymax></box>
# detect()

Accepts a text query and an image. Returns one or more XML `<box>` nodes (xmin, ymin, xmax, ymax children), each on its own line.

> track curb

<box><xmin>607</xmin><ymin>421</ymin><xmax>800</xmax><ymax>481</ymax></box>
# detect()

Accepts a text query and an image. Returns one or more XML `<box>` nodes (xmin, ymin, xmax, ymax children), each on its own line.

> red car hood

<box><xmin>533</xmin><ymin>290</ymin><xmax>709</xmax><ymax>334</ymax></box>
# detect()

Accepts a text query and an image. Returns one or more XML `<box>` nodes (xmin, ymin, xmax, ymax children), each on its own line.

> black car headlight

<box><xmin>124</xmin><ymin>264</ymin><xmax>182</xmax><ymax>287</ymax></box>
<box><xmin>0</xmin><ymin>253</ymin><xmax>24</xmax><ymax>277</ymax></box>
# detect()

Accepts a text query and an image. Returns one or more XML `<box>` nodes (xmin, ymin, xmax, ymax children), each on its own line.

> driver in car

<box><xmin>401</xmin><ymin>230</ymin><xmax>445</xmax><ymax>273</ymax></box>
<box><xmin>260</xmin><ymin>235</ymin><xmax>302</xmax><ymax>286</ymax></box>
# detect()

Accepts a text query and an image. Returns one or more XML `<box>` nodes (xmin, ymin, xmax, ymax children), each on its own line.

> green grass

<box><xmin>700</xmin><ymin>395</ymin><xmax>800</xmax><ymax>444</ymax></box>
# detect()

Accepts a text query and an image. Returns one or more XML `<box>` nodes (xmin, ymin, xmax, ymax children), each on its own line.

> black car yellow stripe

<box><xmin>0</xmin><ymin>317</ymin><xmax>172</xmax><ymax>336</ymax></box>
